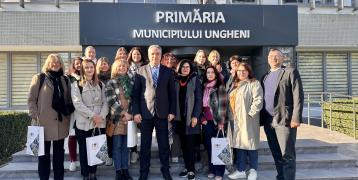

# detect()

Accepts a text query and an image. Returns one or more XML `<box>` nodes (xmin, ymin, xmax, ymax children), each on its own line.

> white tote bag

<box><xmin>127</xmin><ymin>121</ymin><xmax>138</xmax><ymax>148</ymax></box>
<box><xmin>26</xmin><ymin>125</ymin><xmax>45</xmax><ymax>156</ymax></box>
<box><xmin>86</xmin><ymin>128</ymin><xmax>109</xmax><ymax>166</ymax></box>
<box><xmin>211</xmin><ymin>130</ymin><xmax>233</xmax><ymax>165</ymax></box>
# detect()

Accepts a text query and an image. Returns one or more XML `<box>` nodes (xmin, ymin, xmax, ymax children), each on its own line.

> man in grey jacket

<box><xmin>260</xmin><ymin>48</ymin><xmax>304</xmax><ymax>180</ymax></box>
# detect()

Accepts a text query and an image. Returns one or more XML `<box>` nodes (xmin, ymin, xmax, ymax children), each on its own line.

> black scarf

<box><xmin>98</xmin><ymin>70</ymin><xmax>111</xmax><ymax>85</ymax></box>
<box><xmin>48</xmin><ymin>70</ymin><xmax>65</xmax><ymax>121</ymax></box>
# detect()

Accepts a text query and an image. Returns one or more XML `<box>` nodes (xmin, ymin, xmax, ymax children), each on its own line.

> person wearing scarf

<box><xmin>105</xmin><ymin>60</ymin><xmax>133</xmax><ymax>180</ymax></box>
<box><xmin>194</xmin><ymin>49</ymin><xmax>209</xmax><ymax>83</ymax></box>
<box><xmin>27</xmin><ymin>54</ymin><xmax>72</xmax><ymax>180</ymax></box>
<box><xmin>201</xmin><ymin>66</ymin><xmax>228</xmax><ymax>180</ymax></box>
<box><xmin>96</xmin><ymin>57</ymin><xmax>114</xmax><ymax>166</ymax></box>
<box><xmin>174</xmin><ymin>60</ymin><xmax>203</xmax><ymax>180</ymax></box>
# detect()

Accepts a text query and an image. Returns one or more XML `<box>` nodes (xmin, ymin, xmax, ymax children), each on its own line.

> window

<box><xmin>0</xmin><ymin>53</ymin><xmax>8</xmax><ymax>107</ymax></box>
<box><xmin>326</xmin><ymin>53</ymin><xmax>348</xmax><ymax>95</ymax></box>
<box><xmin>11</xmin><ymin>53</ymin><xmax>38</xmax><ymax>107</ymax></box>
<box><xmin>351</xmin><ymin>53</ymin><xmax>358</xmax><ymax>96</ymax></box>
<box><xmin>297</xmin><ymin>52</ymin><xmax>324</xmax><ymax>101</ymax></box>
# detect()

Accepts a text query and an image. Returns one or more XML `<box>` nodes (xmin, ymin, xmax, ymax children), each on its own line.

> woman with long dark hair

<box><xmin>174</xmin><ymin>60</ymin><xmax>203</xmax><ymax>180</ymax></box>
<box><xmin>66</xmin><ymin>57</ymin><xmax>83</xmax><ymax>172</ymax></box>
<box><xmin>201</xmin><ymin>66</ymin><xmax>228</xmax><ymax>180</ymax></box>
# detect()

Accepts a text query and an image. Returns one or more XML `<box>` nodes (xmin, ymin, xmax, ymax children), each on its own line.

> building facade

<box><xmin>0</xmin><ymin>0</ymin><xmax>357</xmax><ymax>109</ymax></box>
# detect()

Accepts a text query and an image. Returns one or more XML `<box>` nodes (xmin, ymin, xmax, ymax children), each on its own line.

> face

<box><xmin>132</xmin><ymin>50</ymin><xmax>142</xmax><ymax>63</ymax></box>
<box><xmin>117</xmin><ymin>63</ymin><xmax>128</xmax><ymax>75</ymax></box>
<box><xmin>230</xmin><ymin>60</ymin><xmax>240</xmax><ymax>72</ymax></box>
<box><xmin>209</xmin><ymin>53</ymin><xmax>219</xmax><ymax>66</ymax></box>
<box><xmin>181</xmin><ymin>62</ymin><xmax>191</xmax><ymax>76</ymax></box>
<box><xmin>118</xmin><ymin>50</ymin><xmax>127</xmax><ymax>61</ymax></box>
<box><xmin>74</xmin><ymin>60</ymin><xmax>82</xmax><ymax>71</ymax></box>
<box><xmin>268</xmin><ymin>50</ymin><xmax>284</xmax><ymax>69</ymax></box>
<box><xmin>49</xmin><ymin>58</ymin><xmax>61</xmax><ymax>72</ymax></box>
<box><xmin>168</xmin><ymin>57</ymin><xmax>176</xmax><ymax>68</ymax></box>
<box><xmin>206</xmin><ymin>68</ymin><xmax>216</xmax><ymax>81</ymax></box>
<box><xmin>99</xmin><ymin>61</ymin><xmax>110</xmax><ymax>72</ymax></box>
<box><xmin>196</xmin><ymin>52</ymin><xmax>206</xmax><ymax>65</ymax></box>
<box><xmin>237</xmin><ymin>65</ymin><xmax>249</xmax><ymax>81</ymax></box>
<box><xmin>85</xmin><ymin>48</ymin><xmax>96</xmax><ymax>60</ymax></box>
<box><xmin>148</xmin><ymin>47</ymin><xmax>161</xmax><ymax>66</ymax></box>
<box><xmin>84</xmin><ymin>62</ymin><xmax>95</xmax><ymax>78</ymax></box>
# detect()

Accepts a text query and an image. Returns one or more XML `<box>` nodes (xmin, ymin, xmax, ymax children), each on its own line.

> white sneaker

<box><xmin>171</xmin><ymin>157</ymin><xmax>179</xmax><ymax>163</ymax></box>
<box><xmin>68</xmin><ymin>161</ymin><xmax>76</xmax><ymax>171</ymax></box>
<box><xmin>228</xmin><ymin>170</ymin><xmax>246</xmax><ymax>179</ymax></box>
<box><xmin>105</xmin><ymin>158</ymin><xmax>113</xmax><ymax>166</ymax></box>
<box><xmin>130</xmin><ymin>152</ymin><xmax>139</xmax><ymax>163</ymax></box>
<box><xmin>247</xmin><ymin>169</ymin><xmax>257</xmax><ymax>180</ymax></box>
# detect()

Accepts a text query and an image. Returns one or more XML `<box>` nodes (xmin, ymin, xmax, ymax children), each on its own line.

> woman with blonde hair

<box><xmin>115</xmin><ymin>47</ymin><xmax>128</xmax><ymax>61</ymax></box>
<box><xmin>71</xmin><ymin>59</ymin><xmax>108</xmax><ymax>180</ymax></box>
<box><xmin>208</xmin><ymin>49</ymin><xmax>230</xmax><ymax>83</ymax></box>
<box><xmin>96</xmin><ymin>56</ymin><xmax>113</xmax><ymax>166</ymax></box>
<box><xmin>28</xmin><ymin>54</ymin><xmax>73</xmax><ymax>180</ymax></box>
<box><xmin>106</xmin><ymin>60</ymin><xmax>134</xmax><ymax>180</ymax></box>
<box><xmin>227</xmin><ymin>62</ymin><xmax>263</xmax><ymax>180</ymax></box>
<box><xmin>194</xmin><ymin>49</ymin><xmax>208</xmax><ymax>80</ymax></box>
<box><xmin>84</xmin><ymin>46</ymin><xmax>97</xmax><ymax>64</ymax></box>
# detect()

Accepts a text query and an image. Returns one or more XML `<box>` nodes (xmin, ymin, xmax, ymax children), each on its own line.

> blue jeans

<box><xmin>235</xmin><ymin>149</ymin><xmax>258</xmax><ymax>171</ymax></box>
<box><xmin>113</xmin><ymin>135</ymin><xmax>129</xmax><ymax>170</ymax></box>
<box><xmin>202</xmin><ymin>120</ymin><xmax>225</xmax><ymax>177</ymax></box>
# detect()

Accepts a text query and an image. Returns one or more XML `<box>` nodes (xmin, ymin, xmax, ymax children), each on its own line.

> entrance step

<box><xmin>9</xmin><ymin>139</ymin><xmax>338</xmax><ymax>163</ymax></box>
<box><xmin>1</xmin><ymin>168</ymin><xmax>358</xmax><ymax>180</ymax></box>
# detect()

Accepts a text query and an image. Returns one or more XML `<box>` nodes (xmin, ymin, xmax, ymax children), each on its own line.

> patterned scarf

<box><xmin>117</xmin><ymin>74</ymin><xmax>133</xmax><ymax>99</ymax></box>
<box><xmin>203</xmin><ymin>80</ymin><xmax>217</xmax><ymax>107</ymax></box>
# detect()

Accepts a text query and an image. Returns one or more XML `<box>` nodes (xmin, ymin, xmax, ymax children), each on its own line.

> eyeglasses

<box><xmin>182</xmin><ymin>66</ymin><xmax>190</xmax><ymax>69</ymax></box>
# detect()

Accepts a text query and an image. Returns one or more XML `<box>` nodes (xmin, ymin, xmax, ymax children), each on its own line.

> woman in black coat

<box><xmin>174</xmin><ymin>59</ymin><xmax>203</xmax><ymax>180</ymax></box>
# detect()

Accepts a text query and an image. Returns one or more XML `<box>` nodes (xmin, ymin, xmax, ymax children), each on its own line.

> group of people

<box><xmin>27</xmin><ymin>44</ymin><xmax>304</xmax><ymax>180</ymax></box>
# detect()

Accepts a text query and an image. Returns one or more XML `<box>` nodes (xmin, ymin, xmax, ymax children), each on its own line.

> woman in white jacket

<box><xmin>71</xmin><ymin>59</ymin><xmax>108</xmax><ymax>180</ymax></box>
<box><xmin>227</xmin><ymin>62</ymin><xmax>263</xmax><ymax>180</ymax></box>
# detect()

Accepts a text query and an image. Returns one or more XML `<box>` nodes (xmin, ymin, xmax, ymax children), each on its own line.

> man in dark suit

<box><xmin>133</xmin><ymin>45</ymin><xmax>176</xmax><ymax>180</ymax></box>
<box><xmin>261</xmin><ymin>48</ymin><xmax>304</xmax><ymax>180</ymax></box>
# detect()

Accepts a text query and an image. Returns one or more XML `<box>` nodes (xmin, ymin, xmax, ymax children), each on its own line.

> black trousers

<box><xmin>140</xmin><ymin>116</ymin><xmax>170</xmax><ymax>177</ymax></box>
<box><xmin>75</xmin><ymin>127</ymin><xmax>105</xmax><ymax>177</ymax></box>
<box><xmin>178</xmin><ymin>131</ymin><xmax>197</xmax><ymax>172</ymax></box>
<box><xmin>38</xmin><ymin>139</ymin><xmax>65</xmax><ymax>180</ymax></box>
<box><xmin>264</xmin><ymin>123</ymin><xmax>297</xmax><ymax>180</ymax></box>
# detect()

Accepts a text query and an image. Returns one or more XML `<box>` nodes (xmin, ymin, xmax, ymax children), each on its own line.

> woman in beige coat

<box><xmin>227</xmin><ymin>62</ymin><xmax>263</xmax><ymax>180</ymax></box>
<box><xmin>71</xmin><ymin>59</ymin><xmax>108</xmax><ymax>180</ymax></box>
<box><xmin>27</xmin><ymin>54</ymin><xmax>72</xmax><ymax>180</ymax></box>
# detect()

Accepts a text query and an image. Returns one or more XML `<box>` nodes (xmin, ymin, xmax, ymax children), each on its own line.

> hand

<box><xmin>218</xmin><ymin>123</ymin><xmax>224</xmax><ymax>130</ymax></box>
<box><xmin>124</xmin><ymin>112</ymin><xmax>133</xmax><ymax>122</ymax></box>
<box><xmin>191</xmin><ymin>117</ymin><xmax>198</xmax><ymax>128</ymax></box>
<box><xmin>93</xmin><ymin>114</ymin><xmax>103</xmax><ymax>128</ymax></box>
<box><xmin>168</xmin><ymin>114</ymin><xmax>175</xmax><ymax>122</ymax></box>
<box><xmin>134</xmin><ymin>114</ymin><xmax>142</xmax><ymax>124</ymax></box>
<box><xmin>202</xmin><ymin>120</ymin><xmax>208</xmax><ymax>125</ymax></box>
<box><xmin>290</xmin><ymin>121</ymin><xmax>300</xmax><ymax>128</ymax></box>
